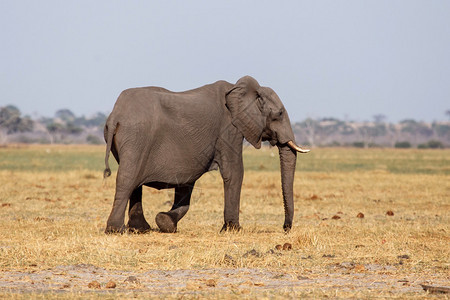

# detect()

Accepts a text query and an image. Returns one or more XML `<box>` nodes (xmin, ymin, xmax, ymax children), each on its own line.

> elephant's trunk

<box><xmin>277</xmin><ymin>144</ymin><xmax>297</xmax><ymax>232</ymax></box>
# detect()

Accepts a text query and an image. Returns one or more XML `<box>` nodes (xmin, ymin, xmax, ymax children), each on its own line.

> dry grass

<box><xmin>0</xmin><ymin>145</ymin><xmax>448</xmax><ymax>298</ymax></box>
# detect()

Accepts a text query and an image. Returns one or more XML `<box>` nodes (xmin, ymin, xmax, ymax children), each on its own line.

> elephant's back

<box><xmin>108</xmin><ymin>85</ymin><xmax>224</xmax><ymax>184</ymax></box>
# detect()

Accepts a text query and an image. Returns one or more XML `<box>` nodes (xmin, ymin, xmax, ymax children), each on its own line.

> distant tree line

<box><xmin>0</xmin><ymin>105</ymin><xmax>106</xmax><ymax>145</ymax></box>
<box><xmin>1</xmin><ymin>105</ymin><xmax>449</xmax><ymax>148</ymax></box>
<box><xmin>293</xmin><ymin>115</ymin><xmax>449</xmax><ymax>149</ymax></box>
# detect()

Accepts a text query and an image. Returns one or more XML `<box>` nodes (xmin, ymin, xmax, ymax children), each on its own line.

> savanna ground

<box><xmin>0</xmin><ymin>145</ymin><xmax>448</xmax><ymax>299</ymax></box>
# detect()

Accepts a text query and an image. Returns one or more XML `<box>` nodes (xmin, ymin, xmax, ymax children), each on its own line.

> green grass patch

<box><xmin>1</xmin><ymin>145</ymin><xmax>449</xmax><ymax>175</ymax></box>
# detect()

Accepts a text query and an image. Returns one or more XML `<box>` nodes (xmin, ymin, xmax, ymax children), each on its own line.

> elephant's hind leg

<box><xmin>105</xmin><ymin>165</ymin><xmax>138</xmax><ymax>234</ymax></box>
<box><xmin>156</xmin><ymin>184</ymin><xmax>194</xmax><ymax>233</ymax></box>
<box><xmin>127</xmin><ymin>186</ymin><xmax>151</xmax><ymax>233</ymax></box>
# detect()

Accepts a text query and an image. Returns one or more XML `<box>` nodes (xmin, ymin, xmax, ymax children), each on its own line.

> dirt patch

<box><xmin>0</xmin><ymin>264</ymin><xmax>447</xmax><ymax>297</ymax></box>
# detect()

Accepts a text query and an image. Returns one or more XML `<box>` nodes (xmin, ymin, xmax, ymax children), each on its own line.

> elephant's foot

<box><xmin>127</xmin><ymin>201</ymin><xmax>151</xmax><ymax>233</ymax></box>
<box><xmin>155</xmin><ymin>212</ymin><xmax>177</xmax><ymax>233</ymax></box>
<box><xmin>127</xmin><ymin>219</ymin><xmax>151</xmax><ymax>234</ymax></box>
<box><xmin>220</xmin><ymin>222</ymin><xmax>242</xmax><ymax>233</ymax></box>
<box><xmin>283</xmin><ymin>222</ymin><xmax>292</xmax><ymax>233</ymax></box>
<box><xmin>105</xmin><ymin>224</ymin><xmax>126</xmax><ymax>234</ymax></box>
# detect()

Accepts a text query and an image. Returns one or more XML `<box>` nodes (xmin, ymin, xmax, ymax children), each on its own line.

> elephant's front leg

<box><xmin>155</xmin><ymin>184</ymin><xmax>194</xmax><ymax>233</ymax></box>
<box><xmin>127</xmin><ymin>186</ymin><xmax>151</xmax><ymax>233</ymax></box>
<box><xmin>220</xmin><ymin>162</ymin><xmax>244</xmax><ymax>232</ymax></box>
<box><xmin>217</xmin><ymin>132</ymin><xmax>244</xmax><ymax>232</ymax></box>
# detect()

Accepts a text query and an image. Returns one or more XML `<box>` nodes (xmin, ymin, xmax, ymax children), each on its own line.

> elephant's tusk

<box><xmin>287</xmin><ymin>141</ymin><xmax>310</xmax><ymax>153</ymax></box>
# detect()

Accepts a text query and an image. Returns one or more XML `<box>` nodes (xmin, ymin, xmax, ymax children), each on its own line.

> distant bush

<box><xmin>86</xmin><ymin>135</ymin><xmax>103</xmax><ymax>145</ymax></box>
<box><xmin>417</xmin><ymin>144</ymin><xmax>427</xmax><ymax>149</ymax></box>
<box><xmin>368</xmin><ymin>143</ymin><xmax>382</xmax><ymax>148</ymax></box>
<box><xmin>352</xmin><ymin>142</ymin><xmax>365</xmax><ymax>148</ymax></box>
<box><xmin>395</xmin><ymin>141</ymin><xmax>411</xmax><ymax>148</ymax></box>
<box><xmin>427</xmin><ymin>140</ymin><xmax>444</xmax><ymax>149</ymax></box>
<box><xmin>327</xmin><ymin>141</ymin><xmax>341</xmax><ymax>147</ymax></box>
<box><xmin>418</xmin><ymin>140</ymin><xmax>444</xmax><ymax>149</ymax></box>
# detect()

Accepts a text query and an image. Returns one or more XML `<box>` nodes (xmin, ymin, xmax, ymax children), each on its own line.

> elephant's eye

<box><xmin>271</xmin><ymin>109</ymin><xmax>283</xmax><ymax>121</ymax></box>
<box><xmin>276</xmin><ymin>110</ymin><xmax>283</xmax><ymax>119</ymax></box>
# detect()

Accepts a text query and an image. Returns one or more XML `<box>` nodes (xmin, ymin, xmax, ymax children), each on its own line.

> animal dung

<box><xmin>275</xmin><ymin>243</ymin><xmax>292</xmax><ymax>251</ymax></box>
<box><xmin>205</xmin><ymin>279</ymin><xmax>217</xmax><ymax>287</ymax></box>
<box><xmin>386</xmin><ymin>210</ymin><xmax>394</xmax><ymax>216</ymax></box>
<box><xmin>331</xmin><ymin>215</ymin><xmax>341</xmax><ymax>220</ymax></box>
<box><xmin>105</xmin><ymin>281</ymin><xmax>116</xmax><ymax>289</ymax></box>
<box><xmin>354</xmin><ymin>264</ymin><xmax>366</xmax><ymax>272</ymax></box>
<box><xmin>356</xmin><ymin>212</ymin><xmax>364</xmax><ymax>218</ymax></box>
<box><xmin>282</xmin><ymin>243</ymin><xmax>292</xmax><ymax>250</ymax></box>
<box><xmin>88</xmin><ymin>281</ymin><xmax>101</xmax><ymax>289</ymax></box>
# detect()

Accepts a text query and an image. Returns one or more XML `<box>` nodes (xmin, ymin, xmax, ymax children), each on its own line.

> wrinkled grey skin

<box><xmin>104</xmin><ymin>76</ymin><xmax>305</xmax><ymax>234</ymax></box>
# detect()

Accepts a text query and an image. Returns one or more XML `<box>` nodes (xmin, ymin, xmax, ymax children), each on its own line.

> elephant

<box><xmin>103</xmin><ymin>75</ymin><xmax>309</xmax><ymax>234</ymax></box>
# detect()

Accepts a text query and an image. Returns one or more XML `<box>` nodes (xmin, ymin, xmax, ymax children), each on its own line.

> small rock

<box><xmin>88</xmin><ymin>281</ymin><xmax>101</xmax><ymax>289</ymax></box>
<box><xmin>297</xmin><ymin>276</ymin><xmax>310</xmax><ymax>280</ymax></box>
<box><xmin>168</xmin><ymin>245</ymin><xmax>178</xmax><ymax>250</ymax></box>
<box><xmin>105</xmin><ymin>280</ymin><xmax>116</xmax><ymax>289</ymax></box>
<box><xmin>124</xmin><ymin>276</ymin><xmax>139</xmax><ymax>284</ymax></box>
<box><xmin>322</xmin><ymin>254</ymin><xmax>335</xmax><ymax>258</ymax></box>
<box><xmin>282</xmin><ymin>243</ymin><xmax>292</xmax><ymax>250</ymax></box>
<box><xmin>223</xmin><ymin>254</ymin><xmax>236</xmax><ymax>265</ymax></box>
<box><xmin>397</xmin><ymin>254</ymin><xmax>410</xmax><ymax>259</ymax></box>
<box><xmin>421</xmin><ymin>284</ymin><xmax>450</xmax><ymax>294</ymax></box>
<box><xmin>340</xmin><ymin>262</ymin><xmax>355</xmax><ymax>269</ymax></box>
<box><xmin>356</xmin><ymin>212</ymin><xmax>364</xmax><ymax>218</ymax></box>
<box><xmin>386</xmin><ymin>210</ymin><xmax>394</xmax><ymax>216</ymax></box>
<box><xmin>243</xmin><ymin>249</ymin><xmax>261</xmax><ymax>258</ymax></box>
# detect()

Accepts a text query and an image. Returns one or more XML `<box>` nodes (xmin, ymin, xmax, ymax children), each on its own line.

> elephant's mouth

<box><xmin>261</xmin><ymin>128</ymin><xmax>309</xmax><ymax>153</ymax></box>
<box><xmin>261</xmin><ymin>130</ymin><xmax>278</xmax><ymax>146</ymax></box>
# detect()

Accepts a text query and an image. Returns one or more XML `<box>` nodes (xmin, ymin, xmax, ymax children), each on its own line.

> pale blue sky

<box><xmin>1</xmin><ymin>1</ymin><xmax>449</xmax><ymax>122</ymax></box>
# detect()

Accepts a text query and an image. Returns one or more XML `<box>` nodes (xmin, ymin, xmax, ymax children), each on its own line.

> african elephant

<box><xmin>103</xmin><ymin>76</ymin><xmax>309</xmax><ymax>234</ymax></box>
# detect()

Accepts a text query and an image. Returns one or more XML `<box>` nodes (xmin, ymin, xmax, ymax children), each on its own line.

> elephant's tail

<box><xmin>103</xmin><ymin>120</ymin><xmax>117</xmax><ymax>179</ymax></box>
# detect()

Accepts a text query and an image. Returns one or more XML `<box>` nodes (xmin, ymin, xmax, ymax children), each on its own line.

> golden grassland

<box><xmin>0</xmin><ymin>145</ymin><xmax>448</xmax><ymax>298</ymax></box>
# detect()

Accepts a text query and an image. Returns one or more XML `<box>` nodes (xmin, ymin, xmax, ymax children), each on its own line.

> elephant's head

<box><xmin>226</xmin><ymin>76</ymin><xmax>309</xmax><ymax>232</ymax></box>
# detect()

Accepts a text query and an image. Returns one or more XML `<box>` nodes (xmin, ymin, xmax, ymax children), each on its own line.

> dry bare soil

<box><xmin>0</xmin><ymin>145</ymin><xmax>449</xmax><ymax>299</ymax></box>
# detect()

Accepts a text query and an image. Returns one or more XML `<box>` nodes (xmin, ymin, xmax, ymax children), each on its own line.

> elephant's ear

<box><xmin>225</xmin><ymin>76</ymin><xmax>265</xmax><ymax>149</ymax></box>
